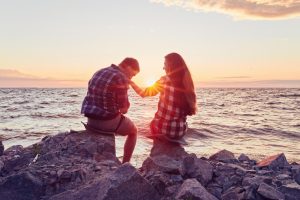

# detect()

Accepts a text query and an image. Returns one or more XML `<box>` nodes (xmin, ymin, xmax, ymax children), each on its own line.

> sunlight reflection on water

<box><xmin>0</xmin><ymin>88</ymin><xmax>299</xmax><ymax>165</ymax></box>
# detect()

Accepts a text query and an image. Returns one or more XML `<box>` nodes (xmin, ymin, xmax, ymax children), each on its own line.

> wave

<box><xmin>13</xmin><ymin>100</ymin><xmax>30</xmax><ymax>104</ymax></box>
<box><xmin>30</xmin><ymin>113</ymin><xmax>80</xmax><ymax>119</ymax></box>
<box><xmin>277</xmin><ymin>94</ymin><xmax>300</xmax><ymax>98</ymax></box>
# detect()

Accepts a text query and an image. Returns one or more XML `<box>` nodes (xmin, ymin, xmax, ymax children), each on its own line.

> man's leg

<box><xmin>122</xmin><ymin>131</ymin><xmax>137</xmax><ymax>163</ymax></box>
<box><xmin>115</xmin><ymin>116</ymin><xmax>138</xmax><ymax>163</ymax></box>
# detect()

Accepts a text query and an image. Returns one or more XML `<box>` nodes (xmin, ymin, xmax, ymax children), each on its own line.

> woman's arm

<box><xmin>129</xmin><ymin>80</ymin><xmax>161</xmax><ymax>97</ymax></box>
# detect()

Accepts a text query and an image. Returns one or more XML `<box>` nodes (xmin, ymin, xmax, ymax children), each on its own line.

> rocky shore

<box><xmin>0</xmin><ymin>130</ymin><xmax>299</xmax><ymax>200</ymax></box>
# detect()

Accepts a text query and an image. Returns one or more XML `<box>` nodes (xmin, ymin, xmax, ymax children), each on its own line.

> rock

<box><xmin>244</xmin><ymin>185</ymin><xmax>265</xmax><ymax>200</ymax></box>
<box><xmin>206</xmin><ymin>183</ymin><xmax>222</xmax><ymax>200</ymax></box>
<box><xmin>150</xmin><ymin>139</ymin><xmax>189</xmax><ymax>159</ymax></box>
<box><xmin>0</xmin><ymin>140</ymin><xmax>4</xmax><ymax>156</ymax></box>
<box><xmin>50</xmin><ymin>163</ymin><xmax>160</xmax><ymax>200</ymax></box>
<box><xmin>0</xmin><ymin>160</ymin><xmax>4</xmax><ymax>171</ymax></box>
<box><xmin>182</xmin><ymin>154</ymin><xmax>213</xmax><ymax>186</ymax></box>
<box><xmin>0</xmin><ymin>130</ymin><xmax>121</xmax><ymax>199</ymax></box>
<box><xmin>142</xmin><ymin>155</ymin><xmax>182</xmax><ymax>174</ymax></box>
<box><xmin>291</xmin><ymin>165</ymin><xmax>300</xmax><ymax>184</ymax></box>
<box><xmin>1</xmin><ymin>149</ymin><xmax>35</xmax><ymax>175</ymax></box>
<box><xmin>164</xmin><ymin>184</ymin><xmax>181</xmax><ymax>197</ymax></box>
<box><xmin>209</xmin><ymin>149</ymin><xmax>237</xmax><ymax>163</ymax></box>
<box><xmin>257</xmin><ymin>183</ymin><xmax>285</xmax><ymax>200</ymax></box>
<box><xmin>3</xmin><ymin>145</ymin><xmax>24</xmax><ymax>156</ymax></box>
<box><xmin>221</xmin><ymin>187</ymin><xmax>245</xmax><ymax>200</ymax></box>
<box><xmin>242</xmin><ymin>175</ymin><xmax>272</xmax><ymax>188</ymax></box>
<box><xmin>279</xmin><ymin>182</ymin><xmax>300</xmax><ymax>200</ymax></box>
<box><xmin>175</xmin><ymin>178</ymin><xmax>218</xmax><ymax>200</ymax></box>
<box><xmin>257</xmin><ymin>153</ymin><xmax>289</xmax><ymax>170</ymax></box>
<box><xmin>0</xmin><ymin>171</ymin><xmax>45</xmax><ymax>200</ymax></box>
<box><xmin>238</xmin><ymin>153</ymin><xmax>250</xmax><ymax>162</ymax></box>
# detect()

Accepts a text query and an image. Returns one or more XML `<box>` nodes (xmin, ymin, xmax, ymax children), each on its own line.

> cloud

<box><xmin>197</xmin><ymin>79</ymin><xmax>300</xmax><ymax>88</ymax></box>
<box><xmin>151</xmin><ymin>0</ymin><xmax>300</xmax><ymax>19</ymax></box>
<box><xmin>0</xmin><ymin>69</ymin><xmax>86</xmax><ymax>88</ymax></box>
<box><xmin>215</xmin><ymin>76</ymin><xmax>252</xmax><ymax>79</ymax></box>
<box><xmin>0</xmin><ymin>69</ymin><xmax>37</xmax><ymax>78</ymax></box>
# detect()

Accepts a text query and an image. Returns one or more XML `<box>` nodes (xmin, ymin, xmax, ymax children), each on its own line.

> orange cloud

<box><xmin>0</xmin><ymin>69</ymin><xmax>86</xmax><ymax>88</ymax></box>
<box><xmin>151</xmin><ymin>0</ymin><xmax>300</xmax><ymax>19</ymax></box>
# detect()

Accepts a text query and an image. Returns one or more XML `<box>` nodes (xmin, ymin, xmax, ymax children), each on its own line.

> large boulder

<box><xmin>0</xmin><ymin>130</ymin><xmax>120</xmax><ymax>199</ymax></box>
<box><xmin>175</xmin><ymin>178</ymin><xmax>218</xmax><ymax>200</ymax></box>
<box><xmin>50</xmin><ymin>163</ymin><xmax>160</xmax><ymax>200</ymax></box>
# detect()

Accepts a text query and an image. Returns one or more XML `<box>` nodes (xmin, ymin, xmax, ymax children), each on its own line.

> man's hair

<box><xmin>119</xmin><ymin>57</ymin><xmax>140</xmax><ymax>72</ymax></box>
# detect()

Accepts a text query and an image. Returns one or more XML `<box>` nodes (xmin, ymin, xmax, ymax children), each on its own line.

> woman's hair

<box><xmin>165</xmin><ymin>53</ymin><xmax>197</xmax><ymax>115</ymax></box>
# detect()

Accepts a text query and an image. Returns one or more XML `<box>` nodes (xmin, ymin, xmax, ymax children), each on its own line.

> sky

<box><xmin>0</xmin><ymin>0</ymin><xmax>300</xmax><ymax>88</ymax></box>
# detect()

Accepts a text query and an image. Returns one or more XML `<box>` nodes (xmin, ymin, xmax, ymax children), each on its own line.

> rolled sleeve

<box><xmin>115</xmin><ymin>76</ymin><xmax>130</xmax><ymax>111</ymax></box>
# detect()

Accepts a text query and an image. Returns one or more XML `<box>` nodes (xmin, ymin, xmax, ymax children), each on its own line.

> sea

<box><xmin>0</xmin><ymin>88</ymin><xmax>299</xmax><ymax>166</ymax></box>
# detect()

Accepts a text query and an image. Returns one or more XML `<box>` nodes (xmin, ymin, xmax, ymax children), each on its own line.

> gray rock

<box><xmin>291</xmin><ymin>165</ymin><xmax>300</xmax><ymax>185</ymax></box>
<box><xmin>150</xmin><ymin>139</ymin><xmax>189</xmax><ymax>159</ymax></box>
<box><xmin>182</xmin><ymin>154</ymin><xmax>213</xmax><ymax>186</ymax></box>
<box><xmin>221</xmin><ymin>187</ymin><xmax>245</xmax><ymax>200</ymax></box>
<box><xmin>0</xmin><ymin>171</ymin><xmax>45</xmax><ymax>200</ymax></box>
<box><xmin>50</xmin><ymin>163</ymin><xmax>160</xmax><ymax>200</ymax></box>
<box><xmin>279</xmin><ymin>182</ymin><xmax>300</xmax><ymax>200</ymax></box>
<box><xmin>257</xmin><ymin>183</ymin><xmax>285</xmax><ymax>200</ymax></box>
<box><xmin>242</xmin><ymin>175</ymin><xmax>272</xmax><ymax>188</ymax></box>
<box><xmin>3</xmin><ymin>145</ymin><xmax>24</xmax><ymax>156</ymax></box>
<box><xmin>0</xmin><ymin>160</ymin><xmax>4</xmax><ymax>172</ymax></box>
<box><xmin>244</xmin><ymin>185</ymin><xmax>265</xmax><ymax>200</ymax></box>
<box><xmin>257</xmin><ymin>153</ymin><xmax>289</xmax><ymax>170</ymax></box>
<box><xmin>142</xmin><ymin>155</ymin><xmax>182</xmax><ymax>174</ymax></box>
<box><xmin>175</xmin><ymin>178</ymin><xmax>218</xmax><ymax>200</ymax></box>
<box><xmin>206</xmin><ymin>183</ymin><xmax>222</xmax><ymax>200</ymax></box>
<box><xmin>0</xmin><ymin>140</ymin><xmax>4</xmax><ymax>156</ymax></box>
<box><xmin>209</xmin><ymin>149</ymin><xmax>237</xmax><ymax>163</ymax></box>
<box><xmin>238</xmin><ymin>153</ymin><xmax>250</xmax><ymax>162</ymax></box>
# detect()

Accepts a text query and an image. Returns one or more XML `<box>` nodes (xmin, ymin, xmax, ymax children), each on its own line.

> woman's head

<box><xmin>164</xmin><ymin>53</ymin><xmax>186</xmax><ymax>76</ymax></box>
<box><xmin>164</xmin><ymin>52</ymin><xmax>197</xmax><ymax>115</ymax></box>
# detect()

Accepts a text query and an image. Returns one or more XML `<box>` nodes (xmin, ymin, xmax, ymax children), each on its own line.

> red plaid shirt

<box><xmin>147</xmin><ymin>76</ymin><xmax>188</xmax><ymax>139</ymax></box>
<box><xmin>81</xmin><ymin>64</ymin><xmax>130</xmax><ymax>119</ymax></box>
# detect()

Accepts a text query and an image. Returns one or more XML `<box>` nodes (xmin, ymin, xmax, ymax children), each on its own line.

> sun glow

<box><xmin>145</xmin><ymin>79</ymin><xmax>156</xmax><ymax>87</ymax></box>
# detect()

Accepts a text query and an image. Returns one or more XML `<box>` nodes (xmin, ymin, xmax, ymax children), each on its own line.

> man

<box><xmin>81</xmin><ymin>57</ymin><xmax>139</xmax><ymax>163</ymax></box>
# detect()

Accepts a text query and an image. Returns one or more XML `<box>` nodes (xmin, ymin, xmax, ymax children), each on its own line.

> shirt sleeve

<box><xmin>115</xmin><ymin>75</ymin><xmax>130</xmax><ymax>110</ymax></box>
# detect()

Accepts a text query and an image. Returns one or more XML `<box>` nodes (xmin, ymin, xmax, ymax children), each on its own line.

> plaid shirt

<box><xmin>81</xmin><ymin>64</ymin><xmax>130</xmax><ymax>119</ymax></box>
<box><xmin>149</xmin><ymin>76</ymin><xmax>188</xmax><ymax>139</ymax></box>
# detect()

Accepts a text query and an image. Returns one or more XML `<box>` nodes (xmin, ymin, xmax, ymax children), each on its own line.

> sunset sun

<box><xmin>145</xmin><ymin>79</ymin><xmax>156</xmax><ymax>87</ymax></box>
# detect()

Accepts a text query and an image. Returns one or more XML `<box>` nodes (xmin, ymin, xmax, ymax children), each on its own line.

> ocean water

<box><xmin>0</xmin><ymin>88</ymin><xmax>299</xmax><ymax>165</ymax></box>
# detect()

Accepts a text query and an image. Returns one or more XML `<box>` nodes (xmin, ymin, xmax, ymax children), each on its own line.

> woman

<box><xmin>130</xmin><ymin>53</ymin><xmax>197</xmax><ymax>140</ymax></box>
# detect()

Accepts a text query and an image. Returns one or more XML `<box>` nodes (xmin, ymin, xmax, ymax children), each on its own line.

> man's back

<box><xmin>81</xmin><ymin>64</ymin><xmax>129</xmax><ymax>119</ymax></box>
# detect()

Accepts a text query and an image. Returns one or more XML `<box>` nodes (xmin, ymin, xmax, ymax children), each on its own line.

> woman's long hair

<box><xmin>165</xmin><ymin>53</ymin><xmax>197</xmax><ymax>115</ymax></box>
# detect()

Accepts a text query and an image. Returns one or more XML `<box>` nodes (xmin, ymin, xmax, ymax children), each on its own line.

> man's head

<box><xmin>119</xmin><ymin>57</ymin><xmax>140</xmax><ymax>79</ymax></box>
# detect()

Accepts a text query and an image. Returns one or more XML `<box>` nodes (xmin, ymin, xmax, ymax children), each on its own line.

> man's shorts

<box><xmin>87</xmin><ymin>114</ymin><xmax>137</xmax><ymax>136</ymax></box>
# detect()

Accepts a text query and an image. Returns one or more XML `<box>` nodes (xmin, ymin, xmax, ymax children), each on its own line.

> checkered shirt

<box><xmin>81</xmin><ymin>64</ymin><xmax>130</xmax><ymax>119</ymax></box>
<box><xmin>150</xmin><ymin>76</ymin><xmax>188</xmax><ymax>139</ymax></box>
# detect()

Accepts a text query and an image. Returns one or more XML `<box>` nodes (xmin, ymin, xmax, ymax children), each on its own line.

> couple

<box><xmin>81</xmin><ymin>53</ymin><xmax>197</xmax><ymax>163</ymax></box>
